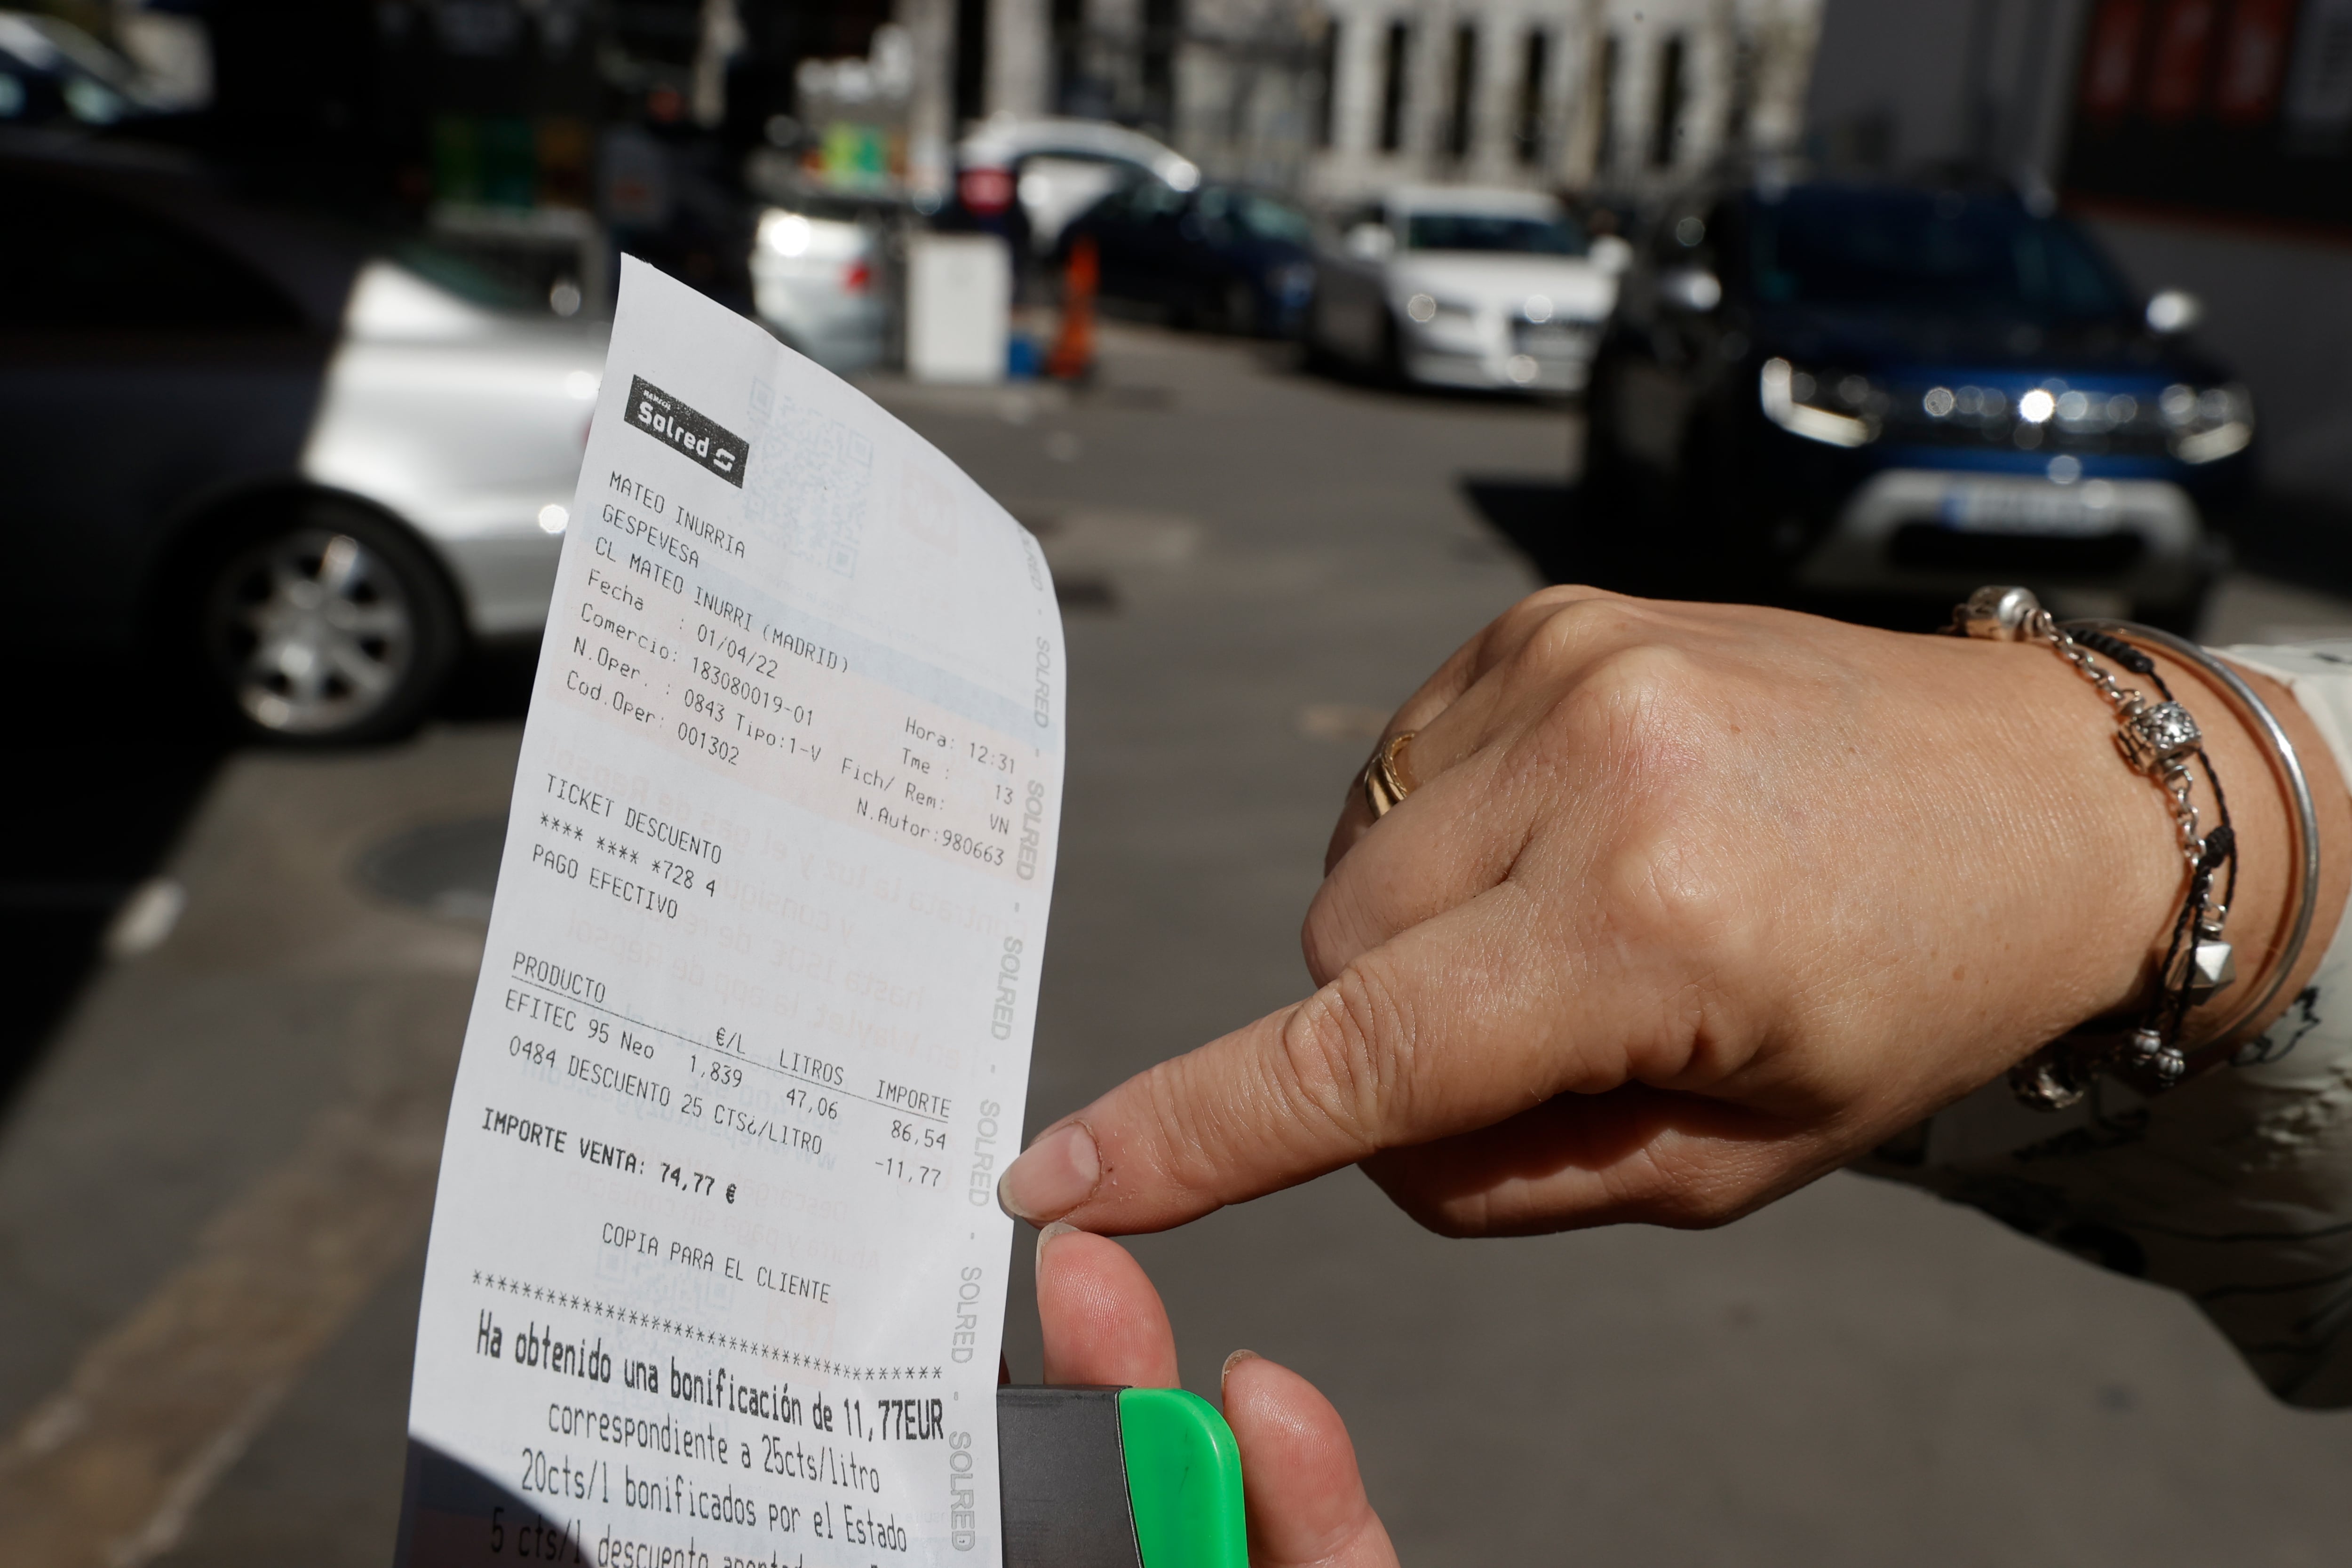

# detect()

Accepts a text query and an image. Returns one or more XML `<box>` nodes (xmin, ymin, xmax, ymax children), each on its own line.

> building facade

<box><xmin>940</xmin><ymin>0</ymin><xmax>1820</xmax><ymax>198</ymax></box>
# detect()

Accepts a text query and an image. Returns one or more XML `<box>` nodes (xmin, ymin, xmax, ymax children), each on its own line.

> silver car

<box><xmin>4</xmin><ymin>138</ymin><xmax>605</xmax><ymax>742</ymax></box>
<box><xmin>1310</xmin><ymin>187</ymin><xmax>1624</xmax><ymax>393</ymax></box>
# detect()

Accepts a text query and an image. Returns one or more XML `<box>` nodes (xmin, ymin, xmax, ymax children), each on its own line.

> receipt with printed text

<box><xmin>397</xmin><ymin>258</ymin><xmax>1063</xmax><ymax>1568</ymax></box>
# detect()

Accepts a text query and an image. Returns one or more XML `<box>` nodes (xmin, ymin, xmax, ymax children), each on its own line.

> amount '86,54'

<box><xmin>890</xmin><ymin>1119</ymin><xmax>948</xmax><ymax>1150</ymax></box>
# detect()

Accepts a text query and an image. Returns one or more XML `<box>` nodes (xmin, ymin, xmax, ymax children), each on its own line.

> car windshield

<box><xmin>1221</xmin><ymin>190</ymin><xmax>1311</xmax><ymax>244</ymax></box>
<box><xmin>387</xmin><ymin>239</ymin><xmax>548</xmax><ymax>313</ymax></box>
<box><xmin>1403</xmin><ymin>211</ymin><xmax>1586</xmax><ymax>255</ymax></box>
<box><xmin>1749</xmin><ymin>187</ymin><xmax>2134</xmax><ymax>320</ymax></box>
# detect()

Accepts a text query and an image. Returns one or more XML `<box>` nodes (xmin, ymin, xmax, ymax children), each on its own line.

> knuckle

<box><xmin>1558</xmin><ymin>642</ymin><xmax>1707</xmax><ymax>738</ymax></box>
<box><xmin>1486</xmin><ymin>586</ymin><xmax>1621</xmax><ymax>665</ymax></box>
<box><xmin>1272</xmin><ymin>962</ymin><xmax>1407</xmax><ymax>1147</ymax></box>
<box><xmin>1598</xmin><ymin>832</ymin><xmax>1739</xmax><ymax>953</ymax></box>
<box><xmin>1297</xmin><ymin>886</ymin><xmax>1362</xmax><ymax>987</ymax></box>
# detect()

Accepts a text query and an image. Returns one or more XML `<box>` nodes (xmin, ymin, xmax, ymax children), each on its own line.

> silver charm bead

<box><xmin>1953</xmin><ymin>585</ymin><xmax>2042</xmax><ymax>641</ymax></box>
<box><xmin>2118</xmin><ymin>701</ymin><xmax>2202</xmax><ymax>772</ymax></box>
<box><xmin>2009</xmin><ymin>1044</ymin><xmax>2088</xmax><ymax>1111</ymax></box>
<box><xmin>2119</xmin><ymin>1027</ymin><xmax>2190</xmax><ymax>1089</ymax></box>
<box><xmin>2183</xmin><ymin>938</ymin><xmax>2237</xmax><ymax>1001</ymax></box>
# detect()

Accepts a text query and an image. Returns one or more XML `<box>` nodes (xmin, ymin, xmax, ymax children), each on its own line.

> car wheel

<box><xmin>1302</xmin><ymin>295</ymin><xmax>1343</xmax><ymax>373</ymax></box>
<box><xmin>1578</xmin><ymin>357</ymin><xmax>1635</xmax><ymax>500</ymax></box>
<box><xmin>192</xmin><ymin>500</ymin><xmax>462</xmax><ymax>745</ymax></box>
<box><xmin>1221</xmin><ymin>279</ymin><xmax>1259</xmax><ymax>336</ymax></box>
<box><xmin>1378</xmin><ymin>310</ymin><xmax>1408</xmax><ymax>386</ymax></box>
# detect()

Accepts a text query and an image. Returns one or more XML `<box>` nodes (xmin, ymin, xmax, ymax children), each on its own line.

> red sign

<box><xmin>2145</xmin><ymin>0</ymin><xmax>2220</xmax><ymax>120</ymax></box>
<box><xmin>2082</xmin><ymin>0</ymin><xmax>2152</xmax><ymax>119</ymax></box>
<box><xmin>2215</xmin><ymin>0</ymin><xmax>2297</xmax><ymax>124</ymax></box>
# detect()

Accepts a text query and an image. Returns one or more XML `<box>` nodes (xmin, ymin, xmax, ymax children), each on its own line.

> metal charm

<box><xmin>2118</xmin><ymin>1027</ymin><xmax>2189</xmax><ymax>1089</ymax></box>
<box><xmin>2176</xmin><ymin>927</ymin><xmax>2238</xmax><ymax>1003</ymax></box>
<box><xmin>1951</xmin><ymin>585</ymin><xmax>2042</xmax><ymax>641</ymax></box>
<box><xmin>2009</xmin><ymin>1044</ymin><xmax>2090</xmax><ymax>1111</ymax></box>
<box><xmin>2119</xmin><ymin>701</ymin><xmax>2202</xmax><ymax>773</ymax></box>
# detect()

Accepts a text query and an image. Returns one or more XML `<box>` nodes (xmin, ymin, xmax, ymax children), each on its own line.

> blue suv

<box><xmin>1583</xmin><ymin>173</ymin><xmax>2250</xmax><ymax>627</ymax></box>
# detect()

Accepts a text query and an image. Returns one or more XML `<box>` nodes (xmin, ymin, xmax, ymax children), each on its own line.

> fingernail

<box><xmin>997</xmin><ymin>1122</ymin><xmax>1100</xmax><ymax>1224</ymax></box>
<box><xmin>1219</xmin><ymin>1348</ymin><xmax>1259</xmax><ymax>1400</ymax></box>
<box><xmin>1033</xmin><ymin>1218</ymin><xmax>1079</xmax><ymax>1271</ymax></box>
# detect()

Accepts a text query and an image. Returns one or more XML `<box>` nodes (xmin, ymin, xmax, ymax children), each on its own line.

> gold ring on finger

<box><xmin>1361</xmin><ymin>731</ymin><xmax>1417</xmax><ymax>820</ymax></box>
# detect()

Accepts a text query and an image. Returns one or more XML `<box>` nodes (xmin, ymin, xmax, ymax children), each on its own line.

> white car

<box><xmin>7</xmin><ymin>140</ymin><xmax>607</xmax><ymax>742</ymax></box>
<box><xmin>1309</xmin><ymin>187</ymin><xmax>1625</xmax><ymax>393</ymax></box>
<box><xmin>749</xmin><ymin>203</ymin><xmax>888</xmax><ymax>374</ymax></box>
<box><xmin>954</xmin><ymin>116</ymin><xmax>1199</xmax><ymax>253</ymax></box>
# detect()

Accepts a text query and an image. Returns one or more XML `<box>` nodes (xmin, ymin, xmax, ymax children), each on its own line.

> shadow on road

<box><xmin>1462</xmin><ymin>475</ymin><xmax>1956</xmax><ymax>633</ymax></box>
<box><xmin>0</xmin><ymin>638</ymin><xmax>540</xmax><ymax>1111</ymax></box>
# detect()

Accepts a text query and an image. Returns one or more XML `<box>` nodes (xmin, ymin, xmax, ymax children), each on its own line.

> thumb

<box><xmin>1221</xmin><ymin>1352</ymin><xmax>1398</xmax><ymax>1568</ymax></box>
<box><xmin>999</xmin><ymin>889</ymin><xmax>1597</xmax><ymax>1234</ymax></box>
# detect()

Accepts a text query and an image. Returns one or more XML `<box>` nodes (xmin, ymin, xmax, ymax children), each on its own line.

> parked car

<box><xmin>951</xmin><ymin>116</ymin><xmax>1199</xmax><ymax>257</ymax></box>
<box><xmin>749</xmin><ymin>197</ymin><xmax>887</xmax><ymax>374</ymax></box>
<box><xmin>1308</xmin><ymin>186</ymin><xmax>1619</xmax><ymax>392</ymax></box>
<box><xmin>0</xmin><ymin>11</ymin><xmax>152</xmax><ymax>126</ymax></box>
<box><xmin>0</xmin><ymin>136</ymin><xmax>607</xmax><ymax>741</ymax></box>
<box><xmin>1056</xmin><ymin>178</ymin><xmax>1317</xmax><ymax>336</ymax></box>
<box><xmin>1582</xmin><ymin>171</ymin><xmax>2249</xmax><ymax>624</ymax></box>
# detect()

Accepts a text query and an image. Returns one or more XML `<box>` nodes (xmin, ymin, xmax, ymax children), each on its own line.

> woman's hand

<box><xmin>1033</xmin><ymin>1224</ymin><xmax>1398</xmax><ymax>1568</ymax></box>
<box><xmin>1001</xmin><ymin>589</ymin><xmax>2348</xmax><ymax>1238</ymax></box>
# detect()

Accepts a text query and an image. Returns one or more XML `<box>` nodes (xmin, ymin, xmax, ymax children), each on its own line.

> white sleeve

<box><xmin>1856</xmin><ymin>640</ymin><xmax>2352</xmax><ymax>1408</ymax></box>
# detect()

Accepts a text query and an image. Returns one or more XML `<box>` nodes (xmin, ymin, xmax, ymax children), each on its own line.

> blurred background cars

<box><xmin>0</xmin><ymin>9</ymin><xmax>152</xmax><ymax>125</ymax></box>
<box><xmin>1056</xmin><ymin>178</ymin><xmax>1316</xmax><ymax>336</ymax></box>
<box><xmin>951</xmin><ymin>115</ymin><xmax>1199</xmax><ymax>258</ymax></box>
<box><xmin>1309</xmin><ymin>187</ymin><xmax>1622</xmax><ymax>393</ymax></box>
<box><xmin>4</xmin><ymin>139</ymin><xmax>605</xmax><ymax>743</ymax></box>
<box><xmin>1583</xmin><ymin>172</ymin><xmax>2248</xmax><ymax>625</ymax></box>
<box><xmin>749</xmin><ymin>195</ymin><xmax>887</xmax><ymax>373</ymax></box>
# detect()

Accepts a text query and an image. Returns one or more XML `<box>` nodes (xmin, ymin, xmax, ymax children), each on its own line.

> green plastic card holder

<box><xmin>999</xmin><ymin>1385</ymin><xmax>1248</xmax><ymax>1568</ymax></box>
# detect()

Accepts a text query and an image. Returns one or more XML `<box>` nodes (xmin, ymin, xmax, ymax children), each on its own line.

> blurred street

<box><xmin>9</xmin><ymin>323</ymin><xmax>2352</xmax><ymax>1566</ymax></box>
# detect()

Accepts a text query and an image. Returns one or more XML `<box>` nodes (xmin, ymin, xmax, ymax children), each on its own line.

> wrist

<box><xmin>2154</xmin><ymin>653</ymin><xmax>2348</xmax><ymax>1055</ymax></box>
<box><xmin>1987</xmin><ymin>631</ymin><xmax>2348</xmax><ymax>1067</ymax></box>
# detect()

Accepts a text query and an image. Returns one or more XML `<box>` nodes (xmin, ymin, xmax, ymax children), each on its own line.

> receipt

<box><xmin>397</xmin><ymin>259</ymin><xmax>1063</xmax><ymax>1568</ymax></box>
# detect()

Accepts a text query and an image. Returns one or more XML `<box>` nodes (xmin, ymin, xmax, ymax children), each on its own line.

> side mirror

<box><xmin>1344</xmin><ymin>222</ymin><xmax>1395</xmax><ymax>261</ymax></box>
<box><xmin>2146</xmin><ymin>288</ymin><xmax>2202</xmax><ymax>334</ymax></box>
<box><xmin>1588</xmin><ymin>235</ymin><xmax>1633</xmax><ymax>275</ymax></box>
<box><xmin>1658</xmin><ymin>265</ymin><xmax>1723</xmax><ymax>314</ymax></box>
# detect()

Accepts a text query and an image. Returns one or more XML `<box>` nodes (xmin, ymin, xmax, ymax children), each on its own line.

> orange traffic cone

<box><xmin>1046</xmin><ymin>236</ymin><xmax>1098</xmax><ymax>382</ymax></box>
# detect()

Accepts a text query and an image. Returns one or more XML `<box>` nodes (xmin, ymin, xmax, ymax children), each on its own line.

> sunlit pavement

<box><xmin>6</xmin><ymin>324</ymin><xmax>2352</xmax><ymax>1566</ymax></box>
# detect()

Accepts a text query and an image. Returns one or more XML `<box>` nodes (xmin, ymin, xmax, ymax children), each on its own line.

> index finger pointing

<box><xmin>998</xmin><ymin>885</ymin><xmax>1642</xmax><ymax>1234</ymax></box>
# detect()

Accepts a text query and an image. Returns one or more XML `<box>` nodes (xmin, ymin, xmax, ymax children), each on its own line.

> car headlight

<box><xmin>1760</xmin><ymin>358</ymin><xmax>1881</xmax><ymax>447</ymax></box>
<box><xmin>2160</xmin><ymin>381</ymin><xmax>2253</xmax><ymax>463</ymax></box>
<box><xmin>1403</xmin><ymin>292</ymin><xmax>1475</xmax><ymax>326</ymax></box>
<box><xmin>758</xmin><ymin>209</ymin><xmax>814</xmax><ymax>257</ymax></box>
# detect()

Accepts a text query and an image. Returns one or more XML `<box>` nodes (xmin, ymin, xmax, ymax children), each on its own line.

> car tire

<box><xmin>1301</xmin><ymin>296</ymin><xmax>1345</xmax><ymax>374</ymax></box>
<box><xmin>1378</xmin><ymin>310</ymin><xmax>1408</xmax><ymax>387</ymax></box>
<box><xmin>1578</xmin><ymin>356</ymin><xmax>1636</xmax><ymax>502</ymax></box>
<box><xmin>188</xmin><ymin>498</ymin><xmax>463</xmax><ymax>746</ymax></box>
<box><xmin>1221</xmin><ymin>279</ymin><xmax>1258</xmax><ymax>337</ymax></box>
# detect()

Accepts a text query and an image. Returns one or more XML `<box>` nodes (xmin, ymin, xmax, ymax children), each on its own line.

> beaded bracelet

<box><xmin>1948</xmin><ymin>587</ymin><xmax>2240</xmax><ymax>1108</ymax></box>
<box><xmin>2073</xmin><ymin>617</ymin><xmax>2322</xmax><ymax>1066</ymax></box>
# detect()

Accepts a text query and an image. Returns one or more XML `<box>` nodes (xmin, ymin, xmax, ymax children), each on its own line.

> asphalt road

<box><xmin>7</xmin><ymin>325</ymin><xmax>2352</xmax><ymax>1567</ymax></box>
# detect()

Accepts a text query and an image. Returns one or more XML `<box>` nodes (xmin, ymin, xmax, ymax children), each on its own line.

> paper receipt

<box><xmin>397</xmin><ymin>259</ymin><xmax>1064</xmax><ymax>1568</ymax></box>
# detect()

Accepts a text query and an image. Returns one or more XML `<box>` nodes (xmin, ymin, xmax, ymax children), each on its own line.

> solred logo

<box><xmin>626</xmin><ymin>375</ymin><xmax>747</xmax><ymax>488</ymax></box>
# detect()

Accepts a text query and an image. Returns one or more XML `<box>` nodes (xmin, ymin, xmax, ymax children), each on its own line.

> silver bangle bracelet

<box><xmin>2070</xmin><ymin>619</ymin><xmax>2323</xmax><ymax>1058</ymax></box>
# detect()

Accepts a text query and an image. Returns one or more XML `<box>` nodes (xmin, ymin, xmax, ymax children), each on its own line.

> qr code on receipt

<box><xmin>743</xmin><ymin>377</ymin><xmax>875</xmax><ymax>576</ymax></box>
